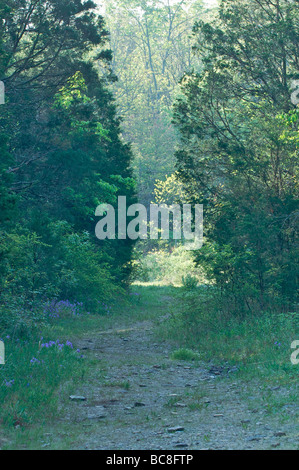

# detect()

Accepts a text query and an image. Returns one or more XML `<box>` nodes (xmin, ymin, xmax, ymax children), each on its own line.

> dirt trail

<box><xmin>47</xmin><ymin>313</ymin><xmax>298</xmax><ymax>450</ymax></box>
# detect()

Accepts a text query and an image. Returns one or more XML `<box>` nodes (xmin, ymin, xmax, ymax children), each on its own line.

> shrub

<box><xmin>171</xmin><ymin>348</ymin><xmax>200</xmax><ymax>361</ymax></box>
<box><xmin>182</xmin><ymin>274</ymin><xmax>198</xmax><ymax>290</ymax></box>
<box><xmin>134</xmin><ymin>245</ymin><xmax>204</xmax><ymax>285</ymax></box>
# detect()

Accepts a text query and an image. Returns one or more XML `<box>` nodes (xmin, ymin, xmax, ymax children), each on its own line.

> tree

<box><xmin>103</xmin><ymin>0</ymin><xmax>208</xmax><ymax>206</ymax></box>
<box><xmin>0</xmin><ymin>0</ymin><xmax>136</xmax><ymax>311</ymax></box>
<box><xmin>173</xmin><ymin>0</ymin><xmax>299</xmax><ymax>311</ymax></box>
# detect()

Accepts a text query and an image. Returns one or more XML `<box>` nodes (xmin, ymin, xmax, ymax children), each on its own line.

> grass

<box><xmin>157</xmin><ymin>285</ymin><xmax>299</xmax><ymax>385</ymax></box>
<box><xmin>171</xmin><ymin>348</ymin><xmax>200</xmax><ymax>362</ymax></box>
<box><xmin>0</xmin><ymin>309</ymin><xmax>118</xmax><ymax>437</ymax></box>
<box><xmin>0</xmin><ymin>285</ymin><xmax>172</xmax><ymax>439</ymax></box>
<box><xmin>103</xmin><ymin>380</ymin><xmax>131</xmax><ymax>390</ymax></box>
<box><xmin>0</xmin><ymin>283</ymin><xmax>297</xmax><ymax>448</ymax></box>
<box><xmin>165</xmin><ymin>395</ymin><xmax>183</xmax><ymax>408</ymax></box>
<box><xmin>0</xmin><ymin>332</ymin><xmax>88</xmax><ymax>429</ymax></box>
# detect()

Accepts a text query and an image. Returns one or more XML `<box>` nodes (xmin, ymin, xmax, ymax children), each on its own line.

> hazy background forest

<box><xmin>102</xmin><ymin>0</ymin><xmax>298</xmax><ymax>309</ymax></box>
<box><xmin>102</xmin><ymin>0</ymin><xmax>216</xmax><ymax>284</ymax></box>
<box><xmin>0</xmin><ymin>0</ymin><xmax>298</xmax><ymax>448</ymax></box>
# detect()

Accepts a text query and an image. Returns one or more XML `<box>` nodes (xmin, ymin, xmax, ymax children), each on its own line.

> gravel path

<box><xmin>50</xmin><ymin>317</ymin><xmax>298</xmax><ymax>450</ymax></box>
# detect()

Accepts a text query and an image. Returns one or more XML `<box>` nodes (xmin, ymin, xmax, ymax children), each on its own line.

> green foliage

<box><xmin>159</xmin><ymin>285</ymin><xmax>298</xmax><ymax>380</ymax></box>
<box><xmin>0</xmin><ymin>135</ymin><xmax>16</xmax><ymax>224</ymax></box>
<box><xmin>0</xmin><ymin>221</ymin><xmax>119</xmax><ymax>326</ymax></box>
<box><xmin>0</xmin><ymin>335</ymin><xmax>86</xmax><ymax>428</ymax></box>
<box><xmin>0</xmin><ymin>228</ymin><xmax>53</xmax><ymax>301</ymax></box>
<box><xmin>171</xmin><ymin>348</ymin><xmax>200</xmax><ymax>361</ymax></box>
<box><xmin>0</xmin><ymin>0</ymin><xmax>136</xmax><ymax>327</ymax></box>
<box><xmin>104</xmin><ymin>0</ymin><xmax>207</xmax><ymax>206</ymax></box>
<box><xmin>182</xmin><ymin>274</ymin><xmax>199</xmax><ymax>290</ymax></box>
<box><xmin>173</xmin><ymin>0</ymin><xmax>299</xmax><ymax>311</ymax></box>
<box><xmin>134</xmin><ymin>245</ymin><xmax>204</xmax><ymax>285</ymax></box>
<box><xmin>153</xmin><ymin>173</ymin><xmax>188</xmax><ymax>205</ymax></box>
<box><xmin>45</xmin><ymin>222</ymin><xmax>119</xmax><ymax>310</ymax></box>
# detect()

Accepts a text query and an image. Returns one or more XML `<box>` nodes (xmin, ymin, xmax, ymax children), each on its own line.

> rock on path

<box><xmin>48</xmin><ymin>320</ymin><xmax>297</xmax><ymax>450</ymax></box>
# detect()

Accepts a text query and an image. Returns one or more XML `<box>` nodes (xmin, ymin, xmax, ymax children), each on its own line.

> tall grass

<box><xmin>0</xmin><ymin>334</ymin><xmax>86</xmax><ymax>428</ymax></box>
<box><xmin>158</xmin><ymin>285</ymin><xmax>298</xmax><ymax>383</ymax></box>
